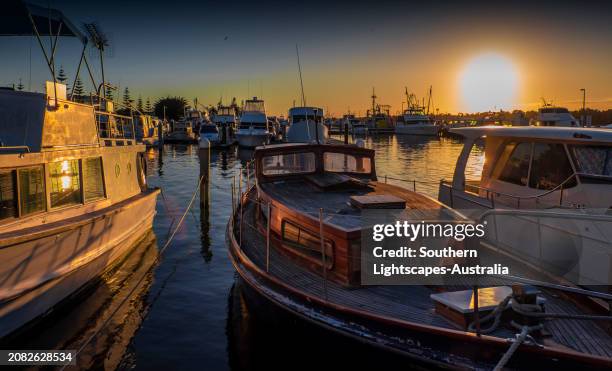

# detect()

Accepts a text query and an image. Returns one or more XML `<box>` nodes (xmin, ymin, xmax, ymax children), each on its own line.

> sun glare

<box><xmin>459</xmin><ymin>53</ymin><xmax>519</xmax><ymax>112</ymax></box>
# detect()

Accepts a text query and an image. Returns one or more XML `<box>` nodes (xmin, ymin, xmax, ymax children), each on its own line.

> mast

<box><xmin>371</xmin><ymin>87</ymin><xmax>377</xmax><ymax>117</ymax></box>
<box><xmin>426</xmin><ymin>85</ymin><xmax>432</xmax><ymax>115</ymax></box>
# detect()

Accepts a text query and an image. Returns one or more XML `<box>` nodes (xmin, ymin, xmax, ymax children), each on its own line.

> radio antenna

<box><xmin>296</xmin><ymin>44</ymin><xmax>306</xmax><ymax>107</ymax></box>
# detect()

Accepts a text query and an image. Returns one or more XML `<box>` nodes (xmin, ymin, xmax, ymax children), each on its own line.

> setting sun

<box><xmin>458</xmin><ymin>53</ymin><xmax>519</xmax><ymax>112</ymax></box>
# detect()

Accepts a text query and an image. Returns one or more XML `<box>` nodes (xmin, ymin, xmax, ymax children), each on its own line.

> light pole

<box><xmin>580</xmin><ymin>88</ymin><xmax>586</xmax><ymax>126</ymax></box>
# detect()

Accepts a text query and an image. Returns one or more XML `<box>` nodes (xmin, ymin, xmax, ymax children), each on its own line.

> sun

<box><xmin>458</xmin><ymin>53</ymin><xmax>519</xmax><ymax>112</ymax></box>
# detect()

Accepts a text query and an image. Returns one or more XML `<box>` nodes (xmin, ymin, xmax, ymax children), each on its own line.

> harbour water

<box><xmin>11</xmin><ymin>135</ymin><xmax>484</xmax><ymax>370</ymax></box>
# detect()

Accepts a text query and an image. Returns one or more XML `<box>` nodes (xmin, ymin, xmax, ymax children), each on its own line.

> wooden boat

<box><xmin>227</xmin><ymin>142</ymin><xmax>612</xmax><ymax>369</ymax></box>
<box><xmin>0</xmin><ymin>2</ymin><xmax>159</xmax><ymax>338</ymax></box>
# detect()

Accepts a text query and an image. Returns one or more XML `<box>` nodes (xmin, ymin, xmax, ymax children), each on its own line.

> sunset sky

<box><xmin>1</xmin><ymin>0</ymin><xmax>611</xmax><ymax>116</ymax></box>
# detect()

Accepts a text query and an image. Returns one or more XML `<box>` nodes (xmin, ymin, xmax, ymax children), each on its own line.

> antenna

<box><xmin>296</xmin><ymin>44</ymin><xmax>306</xmax><ymax>106</ymax></box>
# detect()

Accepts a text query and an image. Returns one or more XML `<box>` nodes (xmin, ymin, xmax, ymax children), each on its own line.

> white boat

<box><xmin>236</xmin><ymin>97</ymin><xmax>271</xmax><ymax>148</ymax></box>
<box><xmin>285</xmin><ymin>106</ymin><xmax>329</xmax><ymax>143</ymax></box>
<box><xmin>438</xmin><ymin>126</ymin><xmax>612</xmax><ymax>286</ymax></box>
<box><xmin>396</xmin><ymin>90</ymin><xmax>438</xmax><ymax>136</ymax></box>
<box><xmin>530</xmin><ymin>101</ymin><xmax>579</xmax><ymax>127</ymax></box>
<box><xmin>211</xmin><ymin>105</ymin><xmax>237</xmax><ymax>146</ymax></box>
<box><xmin>199</xmin><ymin>123</ymin><xmax>220</xmax><ymax>147</ymax></box>
<box><xmin>0</xmin><ymin>3</ymin><xmax>159</xmax><ymax>337</ymax></box>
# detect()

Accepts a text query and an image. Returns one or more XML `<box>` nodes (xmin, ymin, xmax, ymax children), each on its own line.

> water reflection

<box><xmin>3</xmin><ymin>232</ymin><xmax>159</xmax><ymax>370</ymax></box>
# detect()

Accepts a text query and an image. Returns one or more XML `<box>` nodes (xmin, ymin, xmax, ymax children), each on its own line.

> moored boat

<box><xmin>396</xmin><ymin>89</ymin><xmax>438</xmax><ymax>136</ymax></box>
<box><xmin>0</xmin><ymin>2</ymin><xmax>159</xmax><ymax>338</ymax></box>
<box><xmin>227</xmin><ymin>141</ymin><xmax>612</xmax><ymax>370</ymax></box>
<box><xmin>236</xmin><ymin>97</ymin><xmax>271</xmax><ymax>148</ymax></box>
<box><xmin>285</xmin><ymin>106</ymin><xmax>329</xmax><ymax>143</ymax></box>
<box><xmin>438</xmin><ymin>126</ymin><xmax>612</xmax><ymax>285</ymax></box>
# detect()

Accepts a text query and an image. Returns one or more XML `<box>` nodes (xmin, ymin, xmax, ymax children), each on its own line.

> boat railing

<box><xmin>95</xmin><ymin>111</ymin><xmax>137</xmax><ymax>145</ymax></box>
<box><xmin>439</xmin><ymin>172</ymin><xmax>580</xmax><ymax>209</ymax></box>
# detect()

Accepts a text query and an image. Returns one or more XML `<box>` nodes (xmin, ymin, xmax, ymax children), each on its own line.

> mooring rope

<box><xmin>60</xmin><ymin>175</ymin><xmax>204</xmax><ymax>370</ymax></box>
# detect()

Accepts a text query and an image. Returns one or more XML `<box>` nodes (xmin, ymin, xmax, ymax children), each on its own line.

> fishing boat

<box><xmin>396</xmin><ymin>89</ymin><xmax>438</xmax><ymax>136</ymax></box>
<box><xmin>236</xmin><ymin>97</ymin><xmax>271</xmax><ymax>148</ymax></box>
<box><xmin>199</xmin><ymin>123</ymin><xmax>221</xmax><ymax>147</ymax></box>
<box><xmin>166</xmin><ymin>108</ymin><xmax>204</xmax><ymax>143</ymax></box>
<box><xmin>366</xmin><ymin>88</ymin><xmax>394</xmax><ymax>134</ymax></box>
<box><xmin>0</xmin><ymin>1</ymin><xmax>159</xmax><ymax>338</ymax></box>
<box><xmin>530</xmin><ymin>100</ymin><xmax>579</xmax><ymax>127</ymax></box>
<box><xmin>285</xmin><ymin>107</ymin><xmax>329</xmax><ymax>143</ymax></box>
<box><xmin>135</xmin><ymin>114</ymin><xmax>162</xmax><ymax>146</ymax></box>
<box><xmin>227</xmin><ymin>141</ymin><xmax>612</xmax><ymax>370</ymax></box>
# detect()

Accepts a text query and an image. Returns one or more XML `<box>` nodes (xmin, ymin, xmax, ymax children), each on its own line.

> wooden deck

<box><xmin>236</xmin><ymin>197</ymin><xmax>612</xmax><ymax>360</ymax></box>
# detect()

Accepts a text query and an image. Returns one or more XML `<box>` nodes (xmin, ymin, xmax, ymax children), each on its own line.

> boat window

<box><xmin>291</xmin><ymin>115</ymin><xmax>322</xmax><ymax>123</ymax></box>
<box><xmin>49</xmin><ymin>160</ymin><xmax>82</xmax><ymax>208</ymax></box>
<box><xmin>18</xmin><ymin>166</ymin><xmax>46</xmax><ymax>215</ymax></box>
<box><xmin>493</xmin><ymin>142</ymin><xmax>531</xmax><ymax>186</ymax></box>
<box><xmin>324</xmin><ymin>152</ymin><xmax>371</xmax><ymax>174</ymax></box>
<box><xmin>282</xmin><ymin>220</ymin><xmax>333</xmax><ymax>268</ymax></box>
<box><xmin>0</xmin><ymin>170</ymin><xmax>17</xmax><ymax>219</ymax></box>
<box><xmin>83</xmin><ymin>157</ymin><xmax>105</xmax><ymax>202</ymax></box>
<box><xmin>570</xmin><ymin>145</ymin><xmax>612</xmax><ymax>181</ymax></box>
<box><xmin>529</xmin><ymin>143</ymin><xmax>576</xmax><ymax>190</ymax></box>
<box><xmin>262</xmin><ymin>152</ymin><xmax>316</xmax><ymax>175</ymax></box>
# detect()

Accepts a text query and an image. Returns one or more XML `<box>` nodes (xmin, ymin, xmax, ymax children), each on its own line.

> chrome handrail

<box><xmin>441</xmin><ymin>172</ymin><xmax>580</xmax><ymax>208</ymax></box>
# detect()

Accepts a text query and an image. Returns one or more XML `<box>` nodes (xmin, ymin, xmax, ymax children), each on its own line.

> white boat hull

<box><xmin>0</xmin><ymin>189</ymin><xmax>159</xmax><ymax>338</ymax></box>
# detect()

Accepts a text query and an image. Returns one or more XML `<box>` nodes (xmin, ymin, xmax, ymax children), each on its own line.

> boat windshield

<box><xmin>262</xmin><ymin>152</ymin><xmax>316</xmax><ymax>175</ymax></box>
<box><xmin>244</xmin><ymin>100</ymin><xmax>265</xmax><ymax>113</ymax></box>
<box><xmin>291</xmin><ymin>115</ymin><xmax>322</xmax><ymax>123</ymax></box>
<box><xmin>570</xmin><ymin>145</ymin><xmax>612</xmax><ymax>179</ymax></box>
<box><xmin>240</xmin><ymin>122</ymin><xmax>268</xmax><ymax>130</ymax></box>
<box><xmin>324</xmin><ymin>152</ymin><xmax>372</xmax><ymax>174</ymax></box>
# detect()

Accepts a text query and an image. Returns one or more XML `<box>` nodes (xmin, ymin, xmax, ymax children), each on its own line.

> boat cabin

<box><xmin>253</xmin><ymin>143</ymin><xmax>378</xmax><ymax>285</ymax></box>
<box><xmin>440</xmin><ymin>126</ymin><xmax>612</xmax><ymax>210</ymax></box>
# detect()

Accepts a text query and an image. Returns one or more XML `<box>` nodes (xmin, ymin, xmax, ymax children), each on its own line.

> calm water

<box><xmin>15</xmin><ymin>135</ymin><xmax>484</xmax><ymax>370</ymax></box>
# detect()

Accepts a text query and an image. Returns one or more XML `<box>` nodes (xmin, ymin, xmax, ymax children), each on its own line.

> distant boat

<box><xmin>236</xmin><ymin>97</ymin><xmax>271</xmax><ymax>148</ymax></box>
<box><xmin>530</xmin><ymin>100</ymin><xmax>579</xmax><ymax>127</ymax></box>
<box><xmin>0</xmin><ymin>2</ymin><xmax>158</xmax><ymax>338</ymax></box>
<box><xmin>395</xmin><ymin>89</ymin><xmax>438</xmax><ymax>136</ymax></box>
<box><xmin>286</xmin><ymin>106</ymin><xmax>329</xmax><ymax>143</ymax></box>
<box><xmin>343</xmin><ymin>114</ymin><xmax>367</xmax><ymax>135</ymax></box>
<box><xmin>210</xmin><ymin>105</ymin><xmax>237</xmax><ymax>147</ymax></box>
<box><xmin>166</xmin><ymin>108</ymin><xmax>204</xmax><ymax>143</ymax></box>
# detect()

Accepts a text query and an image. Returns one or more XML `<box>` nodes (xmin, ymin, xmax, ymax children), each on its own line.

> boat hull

<box><xmin>236</xmin><ymin>133</ymin><xmax>270</xmax><ymax>148</ymax></box>
<box><xmin>0</xmin><ymin>189</ymin><xmax>159</xmax><ymax>338</ymax></box>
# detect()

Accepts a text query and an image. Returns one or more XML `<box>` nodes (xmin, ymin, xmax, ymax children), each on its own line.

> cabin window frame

<box><xmin>492</xmin><ymin>140</ymin><xmax>580</xmax><ymax>190</ymax></box>
<box><xmin>492</xmin><ymin>141</ymin><xmax>534</xmax><ymax>187</ymax></box>
<box><xmin>0</xmin><ymin>169</ymin><xmax>18</xmax><ymax>222</ymax></box>
<box><xmin>261</xmin><ymin>151</ymin><xmax>317</xmax><ymax>176</ymax></box>
<box><xmin>528</xmin><ymin>143</ymin><xmax>577</xmax><ymax>190</ymax></box>
<box><xmin>48</xmin><ymin>159</ymin><xmax>84</xmax><ymax>209</ymax></box>
<box><xmin>281</xmin><ymin>219</ymin><xmax>334</xmax><ymax>269</ymax></box>
<box><xmin>323</xmin><ymin>151</ymin><xmax>373</xmax><ymax>175</ymax></box>
<box><xmin>17</xmin><ymin>165</ymin><xmax>47</xmax><ymax>217</ymax></box>
<box><xmin>82</xmin><ymin>156</ymin><xmax>107</xmax><ymax>203</ymax></box>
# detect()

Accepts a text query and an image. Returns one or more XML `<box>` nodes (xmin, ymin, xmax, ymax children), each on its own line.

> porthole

<box><xmin>115</xmin><ymin>164</ymin><xmax>121</xmax><ymax>177</ymax></box>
